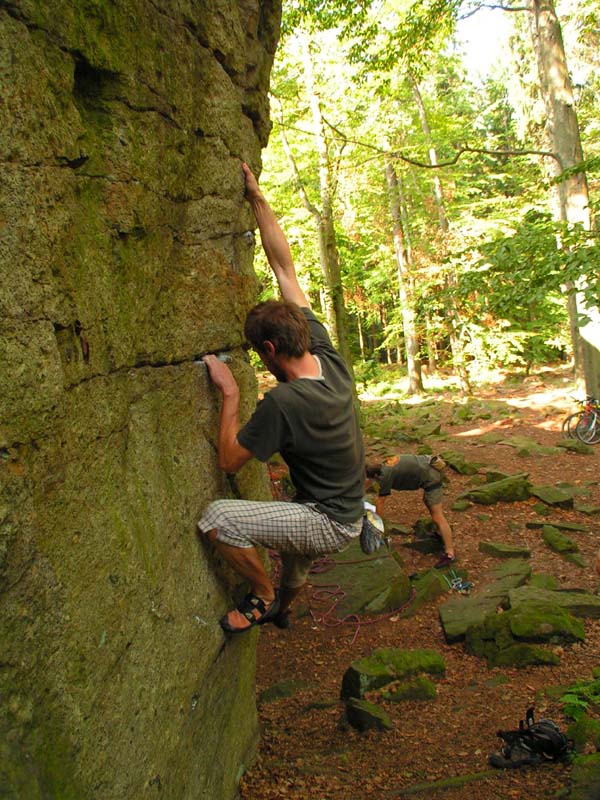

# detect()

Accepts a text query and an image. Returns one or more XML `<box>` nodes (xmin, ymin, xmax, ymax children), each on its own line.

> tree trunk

<box><xmin>384</xmin><ymin>157</ymin><xmax>423</xmax><ymax>395</ymax></box>
<box><xmin>529</xmin><ymin>0</ymin><xmax>600</xmax><ymax>395</ymax></box>
<box><xmin>300</xmin><ymin>34</ymin><xmax>355</xmax><ymax>377</ymax></box>
<box><xmin>410</xmin><ymin>76</ymin><xmax>471</xmax><ymax>394</ymax></box>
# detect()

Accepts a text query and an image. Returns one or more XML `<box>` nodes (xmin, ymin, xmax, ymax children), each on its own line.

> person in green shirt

<box><xmin>366</xmin><ymin>455</ymin><xmax>455</xmax><ymax>569</ymax></box>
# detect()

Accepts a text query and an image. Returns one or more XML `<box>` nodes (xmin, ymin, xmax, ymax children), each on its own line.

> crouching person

<box><xmin>366</xmin><ymin>455</ymin><xmax>456</xmax><ymax>569</ymax></box>
<box><xmin>198</xmin><ymin>163</ymin><xmax>365</xmax><ymax>634</ymax></box>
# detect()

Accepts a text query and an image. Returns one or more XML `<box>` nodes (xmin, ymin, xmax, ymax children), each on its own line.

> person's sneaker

<box><xmin>434</xmin><ymin>553</ymin><xmax>456</xmax><ymax>569</ymax></box>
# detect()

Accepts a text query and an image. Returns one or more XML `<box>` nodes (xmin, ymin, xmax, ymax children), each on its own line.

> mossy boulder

<box><xmin>457</xmin><ymin>473</ymin><xmax>531</xmax><ymax>505</ymax></box>
<box><xmin>346</xmin><ymin>698</ymin><xmax>392</xmax><ymax>732</ymax></box>
<box><xmin>341</xmin><ymin>648</ymin><xmax>446</xmax><ymax>700</ymax></box>
<box><xmin>465</xmin><ymin>605</ymin><xmax>581</xmax><ymax>667</ymax></box>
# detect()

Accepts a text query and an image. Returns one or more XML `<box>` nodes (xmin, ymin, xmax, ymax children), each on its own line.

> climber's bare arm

<box><xmin>242</xmin><ymin>163</ymin><xmax>309</xmax><ymax>308</ymax></box>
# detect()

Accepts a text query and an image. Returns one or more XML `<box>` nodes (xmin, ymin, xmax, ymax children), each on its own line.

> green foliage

<box><xmin>561</xmin><ymin>678</ymin><xmax>600</xmax><ymax>721</ymax></box>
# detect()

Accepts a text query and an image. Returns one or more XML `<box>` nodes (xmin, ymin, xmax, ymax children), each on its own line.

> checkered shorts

<box><xmin>198</xmin><ymin>499</ymin><xmax>362</xmax><ymax>588</ymax></box>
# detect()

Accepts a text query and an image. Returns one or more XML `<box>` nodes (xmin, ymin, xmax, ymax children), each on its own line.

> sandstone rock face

<box><xmin>0</xmin><ymin>2</ymin><xmax>281</xmax><ymax>798</ymax></box>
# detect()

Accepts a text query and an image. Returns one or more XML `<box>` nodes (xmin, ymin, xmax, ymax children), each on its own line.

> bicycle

<box><xmin>576</xmin><ymin>397</ymin><xmax>600</xmax><ymax>445</ymax></box>
<box><xmin>562</xmin><ymin>395</ymin><xmax>599</xmax><ymax>439</ymax></box>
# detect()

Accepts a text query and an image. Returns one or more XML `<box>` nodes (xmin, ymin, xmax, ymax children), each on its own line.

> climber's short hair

<box><xmin>365</xmin><ymin>461</ymin><xmax>383</xmax><ymax>479</ymax></box>
<box><xmin>244</xmin><ymin>300</ymin><xmax>311</xmax><ymax>358</ymax></box>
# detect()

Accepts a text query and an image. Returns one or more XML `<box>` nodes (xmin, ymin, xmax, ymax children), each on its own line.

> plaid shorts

<box><xmin>198</xmin><ymin>499</ymin><xmax>362</xmax><ymax>588</ymax></box>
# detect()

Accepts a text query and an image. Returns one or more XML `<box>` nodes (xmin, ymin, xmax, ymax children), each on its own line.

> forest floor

<box><xmin>239</xmin><ymin>365</ymin><xmax>600</xmax><ymax>800</ymax></box>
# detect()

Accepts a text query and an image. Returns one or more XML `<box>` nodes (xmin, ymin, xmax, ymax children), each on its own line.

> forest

<box><xmin>255</xmin><ymin>0</ymin><xmax>600</xmax><ymax>398</ymax></box>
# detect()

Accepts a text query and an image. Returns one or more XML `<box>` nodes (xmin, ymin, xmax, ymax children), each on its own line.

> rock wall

<box><xmin>0</xmin><ymin>2</ymin><xmax>280</xmax><ymax>797</ymax></box>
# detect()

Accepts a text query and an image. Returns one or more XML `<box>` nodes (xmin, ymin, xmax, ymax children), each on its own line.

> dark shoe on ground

<box><xmin>220</xmin><ymin>590</ymin><xmax>280</xmax><ymax>634</ymax></box>
<box><xmin>272</xmin><ymin>609</ymin><xmax>291</xmax><ymax>629</ymax></box>
<box><xmin>434</xmin><ymin>553</ymin><xmax>456</xmax><ymax>570</ymax></box>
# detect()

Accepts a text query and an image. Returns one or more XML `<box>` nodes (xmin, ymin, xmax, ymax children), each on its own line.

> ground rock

<box><xmin>439</xmin><ymin>559</ymin><xmax>532</xmax><ymax>643</ymax></box>
<box><xmin>526</xmin><ymin>520</ymin><xmax>588</xmax><ymax>532</ymax></box>
<box><xmin>346</xmin><ymin>698</ymin><xmax>392</xmax><ymax>732</ymax></box>
<box><xmin>479</xmin><ymin>541</ymin><xmax>531</xmax><ymax>558</ymax></box>
<box><xmin>309</xmin><ymin>539</ymin><xmax>410</xmax><ymax>617</ymax></box>
<box><xmin>440</xmin><ymin>450</ymin><xmax>483</xmax><ymax>475</ymax></box>
<box><xmin>381</xmin><ymin>676</ymin><xmax>437</xmax><ymax>702</ymax></box>
<box><xmin>531</xmin><ymin>485</ymin><xmax>575</xmax><ymax>508</ymax></box>
<box><xmin>341</xmin><ymin>648</ymin><xmax>446</xmax><ymax>700</ymax></box>
<box><xmin>457</xmin><ymin>473</ymin><xmax>531</xmax><ymax>505</ymax></box>
<box><xmin>509</xmin><ymin>586</ymin><xmax>600</xmax><ymax>618</ymax></box>
<box><xmin>542</xmin><ymin>525</ymin><xmax>579</xmax><ymax>554</ymax></box>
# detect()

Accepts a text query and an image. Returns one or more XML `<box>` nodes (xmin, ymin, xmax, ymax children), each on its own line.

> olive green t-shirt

<box><xmin>237</xmin><ymin>308</ymin><xmax>364</xmax><ymax>524</ymax></box>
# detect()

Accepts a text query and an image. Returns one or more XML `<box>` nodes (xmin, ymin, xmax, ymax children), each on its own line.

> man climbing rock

<box><xmin>198</xmin><ymin>163</ymin><xmax>365</xmax><ymax>634</ymax></box>
<box><xmin>366</xmin><ymin>455</ymin><xmax>456</xmax><ymax>569</ymax></box>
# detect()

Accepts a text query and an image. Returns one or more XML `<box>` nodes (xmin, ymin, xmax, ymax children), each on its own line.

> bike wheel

<box><xmin>576</xmin><ymin>411</ymin><xmax>600</xmax><ymax>445</ymax></box>
<box><xmin>562</xmin><ymin>412</ymin><xmax>583</xmax><ymax>439</ymax></box>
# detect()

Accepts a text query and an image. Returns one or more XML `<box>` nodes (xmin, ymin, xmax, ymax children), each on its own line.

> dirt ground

<box><xmin>239</xmin><ymin>368</ymin><xmax>600</xmax><ymax>800</ymax></box>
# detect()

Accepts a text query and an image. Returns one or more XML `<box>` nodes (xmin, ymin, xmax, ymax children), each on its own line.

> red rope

<box><xmin>269</xmin><ymin>551</ymin><xmax>416</xmax><ymax>645</ymax></box>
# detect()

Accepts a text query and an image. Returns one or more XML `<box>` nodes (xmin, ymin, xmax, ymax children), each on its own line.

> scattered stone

<box><xmin>532</xmin><ymin>502</ymin><xmax>552</xmax><ymax>516</ymax></box>
<box><xmin>440</xmin><ymin>450</ymin><xmax>484</xmax><ymax>475</ymax></box>
<box><xmin>341</xmin><ymin>648</ymin><xmax>445</xmax><ymax>699</ymax></box>
<box><xmin>526</xmin><ymin>520</ymin><xmax>588</xmax><ymax>533</ymax></box>
<box><xmin>479</xmin><ymin>542</ymin><xmax>531</xmax><ymax>559</ymax></box>
<box><xmin>556</xmin><ymin>439</ymin><xmax>594</xmax><ymax>455</ymax></box>
<box><xmin>363</xmin><ymin>573</ymin><xmax>412</xmax><ymax>615</ymax></box>
<box><xmin>509</xmin><ymin>586</ymin><xmax>600</xmax><ymax>618</ymax></box>
<box><xmin>457</xmin><ymin>473</ymin><xmax>531</xmax><ymax>505</ymax></box>
<box><xmin>531</xmin><ymin>485</ymin><xmax>575</xmax><ymax>508</ymax></box>
<box><xmin>485</xmin><ymin>470</ymin><xmax>511</xmax><ymax>483</ymax></box>
<box><xmin>381</xmin><ymin>675</ymin><xmax>437</xmax><ymax>702</ymax></box>
<box><xmin>565</xmin><ymin>552</ymin><xmax>587</xmax><ymax>568</ymax></box>
<box><xmin>574</xmin><ymin>504</ymin><xmax>600</xmax><ymax>515</ymax></box>
<box><xmin>346</xmin><ymin>697</ymin><xmax>392</xmax><ymax>732</ymax></box>
<box><xmin>451</xmin><ymin>499</ymin><xmax>471</xmax><ymax>512</ymax></box>
<box><xmin>498</xmin><ymin>435</ymin><xmax>561</xmax><ymax>456</ymax></box>
<box><xmin>542</xmin><ymin>525</ymin><xmax>579</xmax><ymax>554</ymax></box>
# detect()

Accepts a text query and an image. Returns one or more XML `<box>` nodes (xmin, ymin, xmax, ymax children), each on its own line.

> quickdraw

<box><xmin>443</xmin><ymin>569</ymin><xmax>473</xmax><ymax>595</ymax></box>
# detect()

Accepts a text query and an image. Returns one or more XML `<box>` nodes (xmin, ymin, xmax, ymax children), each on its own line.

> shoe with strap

<box><xmin>220</xmin><ymin>590</ymin><xmax>280</xmax><ymax>634</ymax></box>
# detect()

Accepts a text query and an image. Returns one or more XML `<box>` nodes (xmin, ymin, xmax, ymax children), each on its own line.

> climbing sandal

<box><xmin>220</xmin><ymin>591</ymin><xmax>280</xmax><ymax>634</ymax></box>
